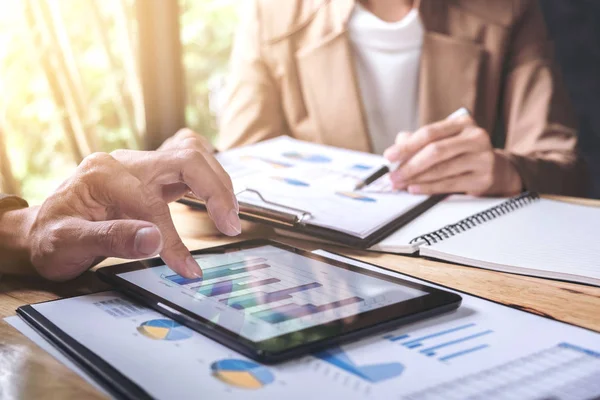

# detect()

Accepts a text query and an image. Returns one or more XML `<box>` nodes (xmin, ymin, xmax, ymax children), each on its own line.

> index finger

<box><xmin>78</xmin><ymin>153</ymin><xmax>202</xmax><ymax>278</ymax></box>
<box><xmin>384</xmin><ymin>116</ymin><xmax>473</xmax><ymax>163</ymax></box>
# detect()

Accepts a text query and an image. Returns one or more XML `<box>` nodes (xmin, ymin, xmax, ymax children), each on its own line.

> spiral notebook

<box><xmin>383</xmin><ymin>193</ymin><xmax>600</xmax><ymax>287</ymax></box>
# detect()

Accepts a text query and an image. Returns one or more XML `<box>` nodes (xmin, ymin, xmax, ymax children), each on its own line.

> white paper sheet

<box><xmin>6</xmin><ymin>252</ymin><xmax>600</xmax><ymax>399</ymax></box>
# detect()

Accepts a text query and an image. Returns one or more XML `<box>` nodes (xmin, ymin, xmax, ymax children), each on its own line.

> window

<box><xmin>0</xmin><ymin>0</ymin><xmax>240</xmax><ymax>204</ymax></box>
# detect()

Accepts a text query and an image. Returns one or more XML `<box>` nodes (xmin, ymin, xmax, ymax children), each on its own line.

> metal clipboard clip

<box><xmin>236</xmin><ymin>188</ymin><xmax>313</xmax><ymax>227</ymax></box>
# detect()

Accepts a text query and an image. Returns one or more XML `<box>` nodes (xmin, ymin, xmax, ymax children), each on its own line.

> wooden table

<box><xmin>1</xmin><ymin>197</ymin><xmax>599</xmax><ymax>399</ymax></box>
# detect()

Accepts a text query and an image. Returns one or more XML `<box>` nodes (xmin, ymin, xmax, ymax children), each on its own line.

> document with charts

<box><xmin>8</xmin><ymin>251</ymin><xmax>600</xmax><ymax>400</ymax></box>
<box><xmin>180</xmin><ymin>136</ymin><xmax>439</xmax><ymax>247</ymax></box>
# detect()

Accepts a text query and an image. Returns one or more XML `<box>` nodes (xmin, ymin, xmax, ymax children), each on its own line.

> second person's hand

<box><xmin>383</xmin><ymin>115</ymin><xmax>523</xmax><ymax>196</ymax></box>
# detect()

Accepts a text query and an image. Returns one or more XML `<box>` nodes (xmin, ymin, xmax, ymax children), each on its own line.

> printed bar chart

<box><xmin>253</xmin><ymin>296</ymin><xmax>364</xmax><ymax>324</ymax></box>
<box><xmin>438</xmin><ymin>344</ymin><xmax>490</xmax><ymax>362</ymax></box>
<box><xmin>195</xmin><ymin>278</ymin><xmax>281</xmax><ymax>297</ymax></box>
<box><xmin>384</xmin><ymin>333</ymin><xmax>410</xmax><ymax>342</ymax></box>
<box><xmin>385</xmin><ymin>323</ymin><xmax>492</xmax><ymax>363</ymax></box>
<box><xmin>401</xmin><ymin>323</ymin><xmax>476</xmax><ymax>349</ymax></box>
<box><xmin>220</xmin><ymin>282</ymin><xmax>323</xmax><ymax>310</ymax></box>
<box><xmin>419</xmin><ymin>330</ymin><xmax>493</xmax><ymax>357</ymax></box>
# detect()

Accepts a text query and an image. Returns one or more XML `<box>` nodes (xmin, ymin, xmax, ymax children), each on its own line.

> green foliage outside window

<box><xmin>0</xmin><ymin>0</ymin><xmax>239</xmax><ymax>204</ymax></box>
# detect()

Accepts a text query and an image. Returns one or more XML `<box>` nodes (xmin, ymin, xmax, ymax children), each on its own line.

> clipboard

<box><xmin>17</xmin><ymin>304</ymin><xmax>151</xmax><ymax>400</ymax></box>
<box><xmin>178</xmin><ymin>189</ymin><xmax>445</xmax><ymax>248</ymax></box>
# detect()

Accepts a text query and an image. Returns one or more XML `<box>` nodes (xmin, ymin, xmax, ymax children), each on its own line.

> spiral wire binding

<box><xmin>409</xmin><ymin>192</ymin><xmax>540</xmax><ymax>246</ymax></box>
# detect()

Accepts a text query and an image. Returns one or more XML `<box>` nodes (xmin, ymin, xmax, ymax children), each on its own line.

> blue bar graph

<box><xmin>194</xmin><ymin>277</ymin><xmax>280</xmax><ymax>297</ymax></box>
<box><xmin>220</xmin><ymin>282</ymin><xmax>322</xmax><ymax>309</ymax></box>
<box><xmin>420</xmin><ymin>330</ymin><xmax>493</xmax><ymax>356</ymax></box>
<box><xmin>192</xmin><ymin>277</ymin><xmax>246</xmax><ymax>295</ymax></box>
<box><xmin>251</xmin><ymin>303</ymin><xmax>300</xmax><ymax>321</ymax></box>
<box><xmin>201</xmin><ymin>258</ymin><xmax>267</xmax><ymax>273</ymax></box>
<box><xmin>384</xmin><ymin>333</ymin><xmax>410</xmax><ymax>342</ymax></box>
<box><xmin>163</xmin><ymin>262</ymin><xmax>270</xmax><ymax>286</ymax></box>
<box><xmin>559</xmin><ymin>342</ymin><xmax>600</xmax><ymax>358</ymax></box>
<box><xmin>385</xmin><ymin>323</ymin><xmax>492</xmax><ymax>363</ymax></box>
<box><xmin>252</xmin><ymin>296</ymin><xmax>363</xmax><ymax>324</ymax></box>
<box><xmin>401</xmin><ymin>323</ymin><xmax>476</xmax><ymax>348</ymax></box>
<box><xmin>439</xmin><ymin>344</ymin><xmax>490</xmax><ymax>362</ymax></box>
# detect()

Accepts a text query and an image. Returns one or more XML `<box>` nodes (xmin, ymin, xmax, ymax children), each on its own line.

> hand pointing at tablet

<box><xmin>1</xmin><ymin>129</ymin><xmax>241</xmax><ymax>281</ymax></box>
<box><xmin>383</xmin><ymin>113</ymin><xmax>523</xmax><ymax>196</ymax></box>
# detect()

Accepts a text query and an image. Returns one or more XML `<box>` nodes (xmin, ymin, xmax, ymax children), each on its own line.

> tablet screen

<box><xmin>117</xmin><ymin>245</ymin><xmax>427</xmax><ymax>343</ymax></box>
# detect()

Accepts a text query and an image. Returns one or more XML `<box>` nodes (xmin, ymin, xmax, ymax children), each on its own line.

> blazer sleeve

<box><xmin>217</xmin><ymin>0</ymin><xmax>288</xmax><ymax>151</ymax></box>
<box><xmin>497</xmin><ymin>0</ymin><xmax>588</xmax><ymax>196</ymax></box>
<box><xmin>0</xmin><ymin>194</ymin><xmax>28</xmax><ymax>212</ymax></box>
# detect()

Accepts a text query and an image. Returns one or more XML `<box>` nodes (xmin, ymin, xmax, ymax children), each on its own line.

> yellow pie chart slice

<box><xmin>213</xmin><ymin>370</ymin><xmax>263</xmax><ymax>389</ymax></box>
<box><xmin>138</xmin><ymin>325</ymin><xmax>170</xmax><ymax>340</ymax></box>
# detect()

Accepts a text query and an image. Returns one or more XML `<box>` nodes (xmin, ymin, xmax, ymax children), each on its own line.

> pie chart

<box><xmin>211</xmin><ymin>359</ymin><xmax>275</xmax><ymax>389</ymax></box>
<box><xmin>137</xmin><ymin>319</ymin><xmax>193</xmax><ymax>341</ymax></box>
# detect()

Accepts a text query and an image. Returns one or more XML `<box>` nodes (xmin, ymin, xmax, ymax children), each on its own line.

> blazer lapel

<box><xmin>418</xmin><ymin>0</ymin><xmax>484</xmax><ymax>125</ymax></box>
<box><xmin>295</xmin><ymin>0</ymin><xmax>372</xmax><ymax>152</ymax></box>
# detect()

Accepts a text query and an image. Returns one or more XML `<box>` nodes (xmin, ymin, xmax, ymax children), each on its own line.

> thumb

<box><xmin>83</xmin><ymin>220</ymin><xmax>163</xmax><ymax>260</ymax></box>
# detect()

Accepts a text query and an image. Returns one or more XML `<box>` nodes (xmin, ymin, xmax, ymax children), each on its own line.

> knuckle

<box><xmin>473</xmin><ymin>127</ymin><xmax>486</xmax><ymax>137</ymax></box>
<box><xmin>395</xmin><ymin>131</ymin><xmax>409</xmax><ymax>143</ymax></box>
<box><xmin>472</xmin><ymin>128</ymin><xmax>489</xmax><ymax>143</ymax></box>
<box><xmin>40</xmin><ymin>220</ymin><xmax>72</xmax><ymax>256</ymax></box>
<box><xmin>174</xmin><ymin>148</ymin><xmax>202</xmax><ymax>164</ymax></box>
<box><xmin>175</xmin><ymin>128</ymin><xmax>196</xmax><ymax>139</ymax></box>
<box><xmin>397</xmin><ymin>142</ymin><xmax>410</xmax><ymax>155</ymax></box>
<box><xmin>80</xmin><ymin>152</ymin><xmax>112</xmax><ymax>168</ymax></box>
<box><xmin>459</xmin><ymin>115</ymin><xmax>474</xmax><ymax>125</ymax></box>
<box><xmin>422</xmin><ymin>127</ymin><xmax>435</xmax><ymax>142</ymax></box>
<box><xmin>427</xmin><ymin>142</ymin><xmax>443</xmax><ymax>157</ymax></box>
<box><xmin>78</xmin><ymin>152</ymin><xmax>114</xmax><ymax>182</ymax></box>
<box><xmin>109</xmin><ymin>149</ymin><xmax>129</xmax><ymax>160</ymax></box>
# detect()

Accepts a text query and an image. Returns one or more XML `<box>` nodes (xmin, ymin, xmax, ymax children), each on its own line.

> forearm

<box><xmin>497</xmin><ymin>150</ymin><xmax>588</xmax><ymax>196</ymax></box>
<box><xmin>0</xmin><ymin>206</ymin><xmax>37</xmax><ymax>275</ymax></box>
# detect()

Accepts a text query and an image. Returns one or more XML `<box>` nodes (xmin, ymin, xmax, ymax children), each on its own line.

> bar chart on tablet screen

<box><xmin>160</xmin><ymin>256</ymin><xmax>385</xmax><ymax>329</ymax></box>
<box><xmin>120</xmin><ymin>245</ymin><xmax>426</xmax><ymax>342</ymax></box>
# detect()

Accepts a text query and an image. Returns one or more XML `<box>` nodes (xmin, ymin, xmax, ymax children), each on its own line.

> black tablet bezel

<box><xmin>98</xmin><ymin>239</ymin><xmax>461</xmax><ymax>363</ymax></box>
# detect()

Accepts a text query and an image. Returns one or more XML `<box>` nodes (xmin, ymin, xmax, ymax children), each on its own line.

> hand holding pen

<box><xmin>356</xmin><ymin>108</ymin><xmax>523</xmax><ymax>196</ymax></box>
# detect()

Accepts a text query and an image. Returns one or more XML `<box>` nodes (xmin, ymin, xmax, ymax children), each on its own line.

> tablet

<box><xmin>98</xmin><ymin>240</ymin><xmax>461</xmax><ymax>363</ymax></box>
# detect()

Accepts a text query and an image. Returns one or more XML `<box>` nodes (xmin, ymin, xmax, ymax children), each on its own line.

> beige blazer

<box><xmin>218</xmin><ymin>0</ymin><xmax>587</xmax><ymax>196</ymax></box>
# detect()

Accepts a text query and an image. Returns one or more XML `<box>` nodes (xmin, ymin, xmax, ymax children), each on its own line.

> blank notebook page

<box><xmin>370</xmin><ymin>195</ymin><xmax>507</xmax><ymax>252</ymax></box>
<box><xmin>421</xmin><ymin>199</ymin><xmax>600</xmax><ymax>285</ymax></box>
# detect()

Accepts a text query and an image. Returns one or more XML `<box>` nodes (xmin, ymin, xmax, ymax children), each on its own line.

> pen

<box><xmin>353</xmin><ymin>107</ymin><xmax>472</xmax><ymax>191</ymax></box>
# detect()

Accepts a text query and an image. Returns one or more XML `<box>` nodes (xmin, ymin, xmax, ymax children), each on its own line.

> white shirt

<box><xmin>348</xmin><ymin>3</ymin><xmax>424</xmax><ymax>154</ymax></box>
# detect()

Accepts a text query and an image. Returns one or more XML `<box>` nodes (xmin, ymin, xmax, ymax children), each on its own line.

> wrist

<box><xmin>0</xmin><ymin>206</ymin><xmax>39</xmax><ymax>275</ymax></box>
<box><xmin>492</xmin><ymin>150</ymin><xmax>523</xmax><ymax>196</ymax></box>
